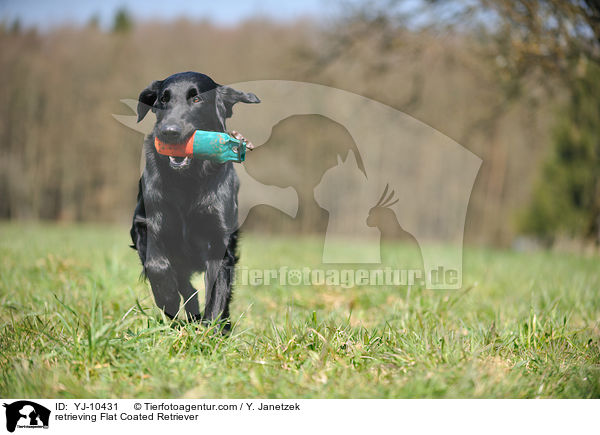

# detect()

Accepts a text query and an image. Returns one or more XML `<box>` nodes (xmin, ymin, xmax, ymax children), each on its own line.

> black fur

<box><xmin>130</xmin><ymin>71</ymin><xmax>259</xmax><ymax>331</ymax></box>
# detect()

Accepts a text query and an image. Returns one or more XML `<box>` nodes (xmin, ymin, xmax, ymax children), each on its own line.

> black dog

<box><xmin>130</xmin><ymin>71</ymin><xmax>259</xmax><ymax>330</ymax></box>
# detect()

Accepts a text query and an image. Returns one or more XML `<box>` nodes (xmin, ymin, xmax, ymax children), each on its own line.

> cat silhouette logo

<box><xmin>3</xmin><ymin>401</ymin><xmax>50</xmax><ymax>432</ymax></box>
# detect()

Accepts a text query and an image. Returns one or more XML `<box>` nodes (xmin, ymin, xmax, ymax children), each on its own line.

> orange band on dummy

<box><xmin>154</xmin><ymin>136</ymin><xmax>195</xmax><ymax>157</ymax></box>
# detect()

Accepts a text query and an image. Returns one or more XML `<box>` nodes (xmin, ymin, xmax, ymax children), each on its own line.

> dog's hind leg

<box><xmin>203</xmin><ymin>230</ymin><xmax>239</xmax><ymax>331</ymax></box>
<box><xmin>130</xmin><ymin>178</ymin><xmax>148</xmax><ymax>273</ymax></box>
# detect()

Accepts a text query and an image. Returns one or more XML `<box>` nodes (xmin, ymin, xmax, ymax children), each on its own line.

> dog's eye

<box><xmin>160</xmin><ymin>94</ymin><xmax>169</xmax><ymax>103</ymax></box>
<box><xmin>192</xmin><ymin>96</ymin><xmax>201</xmax><ymax>104</ymax></box>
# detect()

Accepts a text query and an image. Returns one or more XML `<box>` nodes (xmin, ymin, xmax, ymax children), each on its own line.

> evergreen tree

<box><xmin>112</xmin><ymin>8</ymin><xmax>133</xmax><ymax>34</ymax></box>
<box><xmin>522</xmin><ymin>62</ymin><xmax>600</xmax><ymax>243</ymax></box>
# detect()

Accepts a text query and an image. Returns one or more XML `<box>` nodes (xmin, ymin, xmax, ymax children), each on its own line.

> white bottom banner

<box><xmin>0</xmin><ymin>399</ymin><xmax>595</xmax><ymax>435</ymax></box>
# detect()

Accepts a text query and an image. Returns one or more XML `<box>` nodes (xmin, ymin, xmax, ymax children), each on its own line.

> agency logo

<box><xmin>114</xmin><ymin>80</ymin><xmax>481</xmax><ymax>289</ymax></box>
<box><xmin>2</xmin><ymin>401</ymin><xmax>50</xmax><ymax>432</ymax></box>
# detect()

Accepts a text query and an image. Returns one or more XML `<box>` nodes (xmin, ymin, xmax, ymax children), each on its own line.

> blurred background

<box><xmin>1</xmin><ymin>0</ymin><xmax>599</xmax><ymax>250</ymax></box>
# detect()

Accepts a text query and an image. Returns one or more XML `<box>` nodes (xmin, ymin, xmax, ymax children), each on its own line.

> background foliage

<box><xmin>2</xmin><ymin>3</ymin><xmax>593</xmax><ymax>247</ymax></box>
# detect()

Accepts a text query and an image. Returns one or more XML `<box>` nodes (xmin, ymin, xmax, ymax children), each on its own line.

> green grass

<box><xmin>0</xmin><ymin>222</ymin><xmax>599</xmax><ymax>398</ymax></box>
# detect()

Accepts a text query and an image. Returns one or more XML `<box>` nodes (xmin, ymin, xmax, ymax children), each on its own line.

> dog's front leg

<box><xmin>145</xmin><ymin>238</ymin><xmax>181</xmax><ymax>319</ymax></box>
<box><xmin>203</xmin><ymin>231</ymin><xmax>238</xmax><ymax>330</ymax></box>
<box><xmin>204</xmin><ymin>257</ymin><xmax>233</xmax><ymax>329</ymax></box>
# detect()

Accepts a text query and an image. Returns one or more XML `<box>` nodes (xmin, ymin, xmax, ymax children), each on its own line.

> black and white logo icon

<box><xmin>3</xmin><ymin>401</ymin><xmax>50</xmax><ymax>432</ymax></box>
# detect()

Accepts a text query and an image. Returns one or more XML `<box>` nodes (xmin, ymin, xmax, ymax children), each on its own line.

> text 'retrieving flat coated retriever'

<box><xmin>130</xmin><ymin>71</ymin><xmax>260</xmax><ymax>331</ymax></box>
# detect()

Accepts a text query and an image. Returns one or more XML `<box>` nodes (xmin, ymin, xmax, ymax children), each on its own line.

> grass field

<box><xmin>0</xmin><ymin>223</ymin><xmax>599</xmax><ymax>398</ymax></box>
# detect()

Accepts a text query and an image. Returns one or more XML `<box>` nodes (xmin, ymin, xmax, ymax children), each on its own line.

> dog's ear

<box><xmin>137</xmin><ymin>80</ymin><xmax>162</xmax><ymax>122</ymax></box>
<box><xmin>216</xmin><ymin>85</ymin><xmax>260</xmax><ymax>119</ymax></box>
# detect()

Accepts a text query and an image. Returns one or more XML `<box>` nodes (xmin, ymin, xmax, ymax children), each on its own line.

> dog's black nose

<box><xmin>160</xmin><ymin>124</ymin><xmax>182</xmax><ymax>141</ymax></box>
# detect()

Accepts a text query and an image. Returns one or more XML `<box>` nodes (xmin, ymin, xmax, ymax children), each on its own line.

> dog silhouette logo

<box><xmin>3</xmin><ymin>401</ymin><xmax>50</xmax><ymax>432</ymax></box>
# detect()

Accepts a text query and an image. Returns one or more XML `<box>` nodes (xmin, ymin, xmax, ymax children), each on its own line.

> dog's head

<box><xmin>137</xmin><ymin>71</ymin><xmax>260</xmax><ymax>170</ymax></box>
